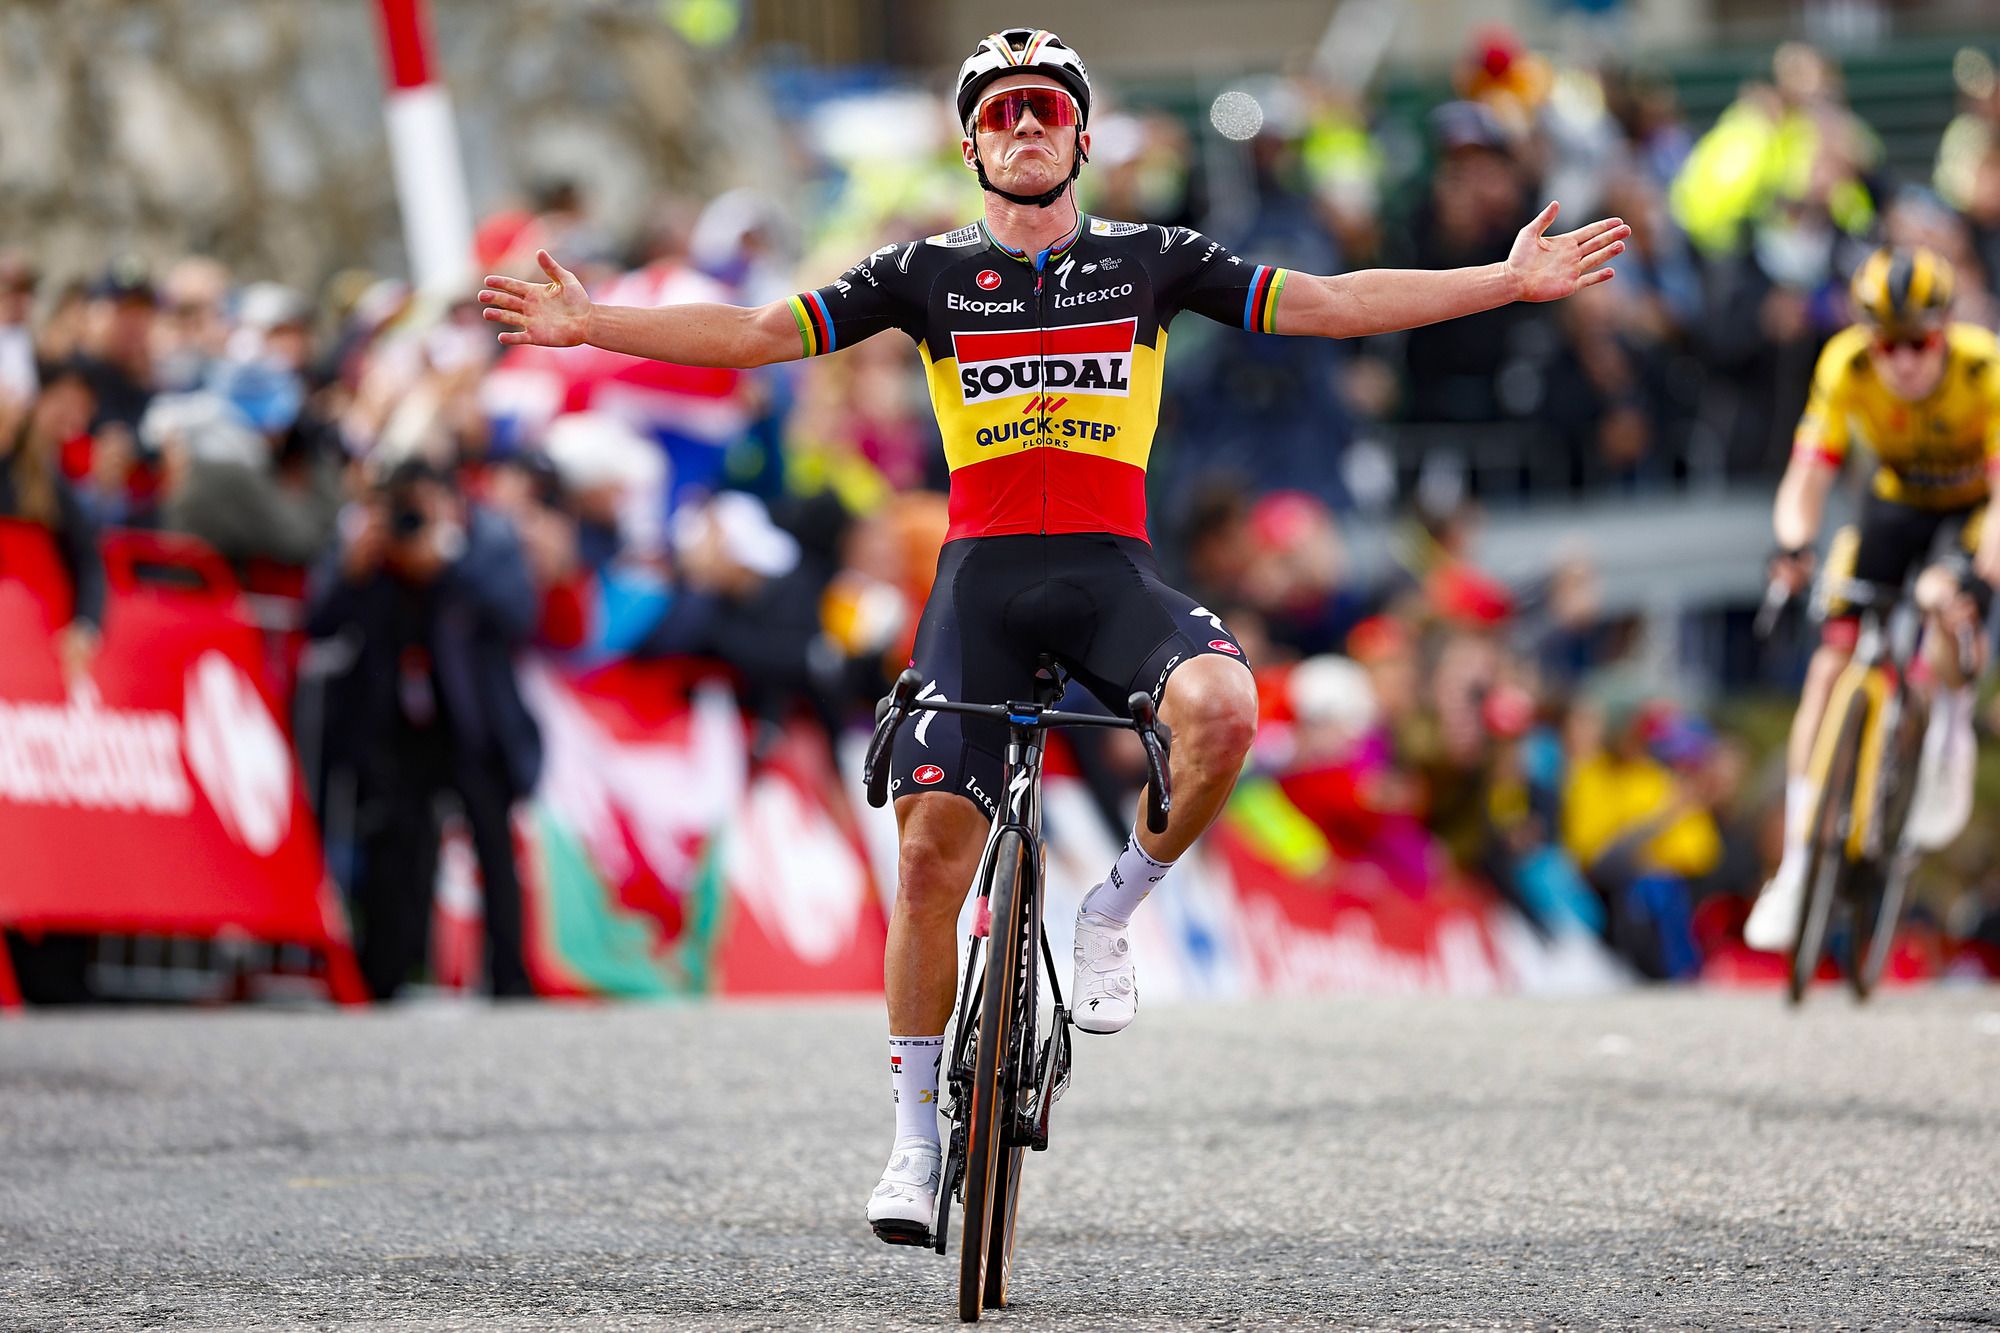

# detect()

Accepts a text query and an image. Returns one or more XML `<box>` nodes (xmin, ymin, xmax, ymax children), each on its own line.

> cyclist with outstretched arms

<box><xmin>481</xmin><ymin>27</ymin><xmax>1629</xmax><ymax>1243</ymax></box>
<box><xmin>1746</xmin><ymin>245</ymin><xmax>2000</xmax><ymax>951</ymax></box>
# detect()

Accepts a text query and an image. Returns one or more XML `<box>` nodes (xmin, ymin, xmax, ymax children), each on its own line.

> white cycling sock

<box><xmin>1081</xmin><ymin>833</ymin><xmax>1175</xmax><ymax>926</ymax></box>
<box><xmin>888</xmin><ymin>1035</ymin><xmax>944</xmax><ymax>1148</ymax></box>
<box><xmin>1768</xmin><ymin>775</ymin><xmax>1814</xmax><ymax>890</ymax></box>
<box><xmin>1783</xmin><ymin>774</ymin><xmax>1814</xmax><ymax>846</ymax></box>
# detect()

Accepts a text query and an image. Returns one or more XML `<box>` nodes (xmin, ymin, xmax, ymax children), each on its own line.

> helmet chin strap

<box><xmin>973</xmin><ymin>144</ymin><xmax>1087</xmax><ymax>209</ymax></box>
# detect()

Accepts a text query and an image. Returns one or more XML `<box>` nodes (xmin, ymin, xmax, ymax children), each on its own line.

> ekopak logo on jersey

<box><xmin>953</xmin><ymin>317</ymin><xmax>1137</xmax><ymax>404</ymax></box>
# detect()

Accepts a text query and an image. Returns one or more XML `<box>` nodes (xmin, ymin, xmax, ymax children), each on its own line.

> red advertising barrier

<box><xmin>713</xmin><ymin>724</ymin><xmax>888</xmax><ymax>996</ymax></box>
<box><xmin>0</xmin><ymin>523</ymin><xmax>364</xmax><ymax>1007</ymax></box>
<box><xmin>1212</xmin><ymin>820</ymin><xmax>1509</xmax><ymax>994</ymax></box>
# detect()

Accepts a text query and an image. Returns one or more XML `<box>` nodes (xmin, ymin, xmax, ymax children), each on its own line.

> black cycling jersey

<box><xmin>787</xmin><ymin>215</ymin><xmax>1291</xmax><ymax>544</ymax></box>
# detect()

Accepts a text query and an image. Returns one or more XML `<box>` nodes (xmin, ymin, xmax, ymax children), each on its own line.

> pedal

<box><xmin>1049</xmin><ymin>1007</ymin><xmax>1073</xmax><ymax>1104</ymax></box>
<box><xmin>871</xmin><ymin>1219</ymin><xmax>934</xmax><ymax>1248</ymax></box>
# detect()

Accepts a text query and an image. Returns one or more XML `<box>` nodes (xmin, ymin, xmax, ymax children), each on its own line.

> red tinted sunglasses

<box><xmin>1873</xmin><ymin>330</ymin><xmax>1943</xmax><ymax>355</ymax></box>
<box><xmin>974</xmin><ymin>87</ymin><xmax>1079</xmax><ymax>134</ymax></box>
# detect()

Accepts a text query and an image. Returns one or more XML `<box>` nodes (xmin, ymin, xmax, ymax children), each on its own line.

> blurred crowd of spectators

<box><xmin>7</xmin><ymin>29</ymin><xmax>2000</xmax><ymax>995</ymax></box>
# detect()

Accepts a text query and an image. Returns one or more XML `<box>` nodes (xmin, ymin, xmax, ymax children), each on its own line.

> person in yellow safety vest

<box><xmin>1671</xmin><ymin>44</ymin><xmax>1880</xmax><ymax>257</ymax></box>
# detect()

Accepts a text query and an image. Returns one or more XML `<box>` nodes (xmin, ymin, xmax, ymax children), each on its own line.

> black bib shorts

<box><xmin>888</xmin><ymin>533</ymin><xmax>1248</xmax><ymax>818</ymax></box>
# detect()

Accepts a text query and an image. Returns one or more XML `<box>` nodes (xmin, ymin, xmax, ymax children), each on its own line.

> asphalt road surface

<box><xmin>4</xmin><ymin>989</ymin><xmax>1998</xmax><ymax>1331</ymax></box>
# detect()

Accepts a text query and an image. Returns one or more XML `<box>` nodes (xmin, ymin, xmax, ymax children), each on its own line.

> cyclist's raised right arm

<box><xmin>480</xmin><ymin>250</ymin><xmax>803</xmax><ymax>367</ymax></box>
<box><xmin>482</xmin><ymin>246</ymin><xmax>922</xmax><ymax>369</ymax></box>
<box><xmin>1773</xmin><ymin>449</ymin><xmax>1837</xmax><ymax>553</ymax></box>
<box><xmin>583</xmin><ymin>299</ymin><xmax>803</xmax><ymax>368</ymax></box>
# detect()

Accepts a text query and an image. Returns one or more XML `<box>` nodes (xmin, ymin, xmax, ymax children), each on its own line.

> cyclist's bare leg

<box><xmin>1913</xmin><ymin>563</ymin><xmax>1987</xmax><ymax>688</ymax></box>
<box><xmin>1786</xmin><ymin>638</ymin><xmax>1852</xmax><ymax>780</ymax></box>
<box><xmin>1747</xmin><ymin>631</ymin><xmax>1852</xmax><ymax>950</ymax></box>
<box><xmin>1073</xmin><ymin>653</ymin><xmax>1258</xmax><ymax>1032</ymax></box>
<box><xmin>1906</xmin><ymin>564</ymin><xmax>1984</xmax><ymax>849</ymax></box>
<box><xmin>867</xmin><ymin>791</ymin><xmax>986</xmax><ymax>1239</ymax></box>
<box><xmin>887</xmin><ymin>791</ymin><xmax>988</xmax><ymax>1035</ymax></box>
<box><xmin>1141</xmin><ymin>654</ymin><xmax>1260</xmax><ymax>860</ymax></box>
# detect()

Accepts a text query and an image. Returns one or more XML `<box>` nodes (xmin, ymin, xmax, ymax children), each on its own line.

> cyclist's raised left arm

<box><xmin>1272</xmin><ymin>202</ymin><xmax>1629</xmax><ymax>339</ymax></box>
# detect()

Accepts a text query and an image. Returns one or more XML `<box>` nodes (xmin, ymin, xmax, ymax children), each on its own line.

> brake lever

<box><xmin>1127</xmin><ymin>692</ymin><xmax>1173</xmax><ymax>834</ymax></box>
<box><xmin>864</xmin><ymin>668</ymin><xmax>925</xmax><ymax>809</ymax></box>
<box><xmin>1754</xmin><ymin>579</ymin><xmax>1791</xmax><ymax>641</ymax></box>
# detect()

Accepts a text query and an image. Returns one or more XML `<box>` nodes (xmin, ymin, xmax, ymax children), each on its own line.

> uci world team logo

<box><xmin>953</xmin><ymin>317</ymin><xmax>1137</xmax><ymax>404</ymax></box>
<box><xmin>976</xmin><ymin>269</ymin><xmax>1002</xmax><ymax>290</ymax></box>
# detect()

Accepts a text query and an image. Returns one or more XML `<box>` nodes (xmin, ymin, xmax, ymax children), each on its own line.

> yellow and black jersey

<box><xmin>786</xmin><ymin>216</ymin><xmax>1291</xmax><ymax>543</ymax></box>
<box><xmin>1795</xmin><ymin>321</ymin><xmax>2000</xmax><ymax>510</ymax></box>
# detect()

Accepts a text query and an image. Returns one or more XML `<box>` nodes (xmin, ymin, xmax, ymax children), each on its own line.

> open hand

<box><xmin>479</xmin><ymin>250</ymin><xmax>591</xmax><ymax>347</ymax></box>
<box><xmin>1507</xmin><ymin>202</ymin><xmax>1629</xmax><ymax>303</ymax></box>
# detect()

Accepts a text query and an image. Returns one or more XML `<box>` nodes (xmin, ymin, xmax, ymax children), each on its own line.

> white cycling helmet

<box><xmin>954</xmin><ymin>28</ymin><xmax>1092</xmax><ymax>134</ymax></box>
<box><xmin>955</xmin><ymin>28</ymin><xmax>1093</xmax><ymax>207</ymax></box>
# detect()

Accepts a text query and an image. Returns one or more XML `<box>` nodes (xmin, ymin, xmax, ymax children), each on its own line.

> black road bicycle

<box><xmin>861</xmin><ymin>658</ymin><xmax>1172</xmax><ymax>1322</ymax></box>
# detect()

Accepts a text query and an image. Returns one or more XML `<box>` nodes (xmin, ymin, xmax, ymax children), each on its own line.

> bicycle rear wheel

<box><xmin>1791</xmin><ymin>689</ymin><xmax>1867</xmax><ymax>1005</ymax></box>
<box><xmin>959</xmin><ymin>830</ymin><xmax>1028</xmax><ymax>1323</ymax></box>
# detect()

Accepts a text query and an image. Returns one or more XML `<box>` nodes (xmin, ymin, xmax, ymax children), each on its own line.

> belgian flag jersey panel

<box><xmin>787</xmin><ymin>216</ymin><xmax>1290</xmax><ymax>542</ymax></box>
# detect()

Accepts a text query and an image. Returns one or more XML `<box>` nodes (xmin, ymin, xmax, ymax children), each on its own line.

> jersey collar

<box><xmin>980</xmin><ymin>215</ymin><xmax>1083</xmax><ymax>268</ymax></box>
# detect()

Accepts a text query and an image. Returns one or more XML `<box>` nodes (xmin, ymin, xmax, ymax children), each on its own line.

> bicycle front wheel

<box><xmin>959</xmin><ymin>830</ymin><xmax>1029</xmax><ymax>1323</ymax></box>
<box><xmin>1791</xmin><ymin>688</ymin><xmax>1867</xmax><ymax>1005</ymax></box>
<box><xmin>982</xmin><ymin>838</ymin><xmax>1041</xmax><ymax>1311</ymax></box>
<box><xmin>1850</xmin><ymin>697</ymin><xmax>1924</xmax><ymax>1000</ymax></box>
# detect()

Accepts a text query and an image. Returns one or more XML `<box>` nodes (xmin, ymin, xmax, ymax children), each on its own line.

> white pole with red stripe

<box><xmin>374</xmin><ymin>0</ymin><xmax>474</xmax><ymax>295</ymax></box>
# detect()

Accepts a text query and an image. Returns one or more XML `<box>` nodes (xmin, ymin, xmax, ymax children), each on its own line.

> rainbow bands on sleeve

<box><xmin>787</xmin><ymin>291</ymin><xmax>835</xmax><ymax>357</ymax></box>
<box><xmin>1243</xmin><ymin>265</ymin><xmax>1289</xmax><ymax>334</ymax></box>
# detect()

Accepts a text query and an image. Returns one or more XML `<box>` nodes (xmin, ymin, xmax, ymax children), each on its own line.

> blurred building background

<box><xmin>4</xmin><ymin>0</ymin><xmax>2000</xmax><ymax>1004</ymax></box>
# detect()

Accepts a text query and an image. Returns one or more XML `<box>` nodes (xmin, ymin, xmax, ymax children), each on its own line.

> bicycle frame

<box><xmin>935</xmin><ymin>699</ymin><xmax>1084</xmax><ymax>1256</ymax></box>
<box><xmin>1809</xmin><ymin>616</ymin><xmax>1900</xmax><ymax>863</ymax></box>
<box><xmin>944</xmin><ymin>714</ymin><xmax>1078</xmax><ymax>1115</ymax></box>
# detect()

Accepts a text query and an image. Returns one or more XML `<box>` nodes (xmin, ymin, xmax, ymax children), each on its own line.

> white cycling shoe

<box><xmin>866</xmin><ymin>1136</ymin><xmax>940</xmax><ymax>1245</ymax></box>
<box><xmin>1744</xmin><ymin>854</ymin><xmax>1807</xmax><ymax>954</ymax></box>
<box><xmin>1072</xmin><ymin>908</ymin><xmax>1138</xmax><ymax>1035</ymax></box>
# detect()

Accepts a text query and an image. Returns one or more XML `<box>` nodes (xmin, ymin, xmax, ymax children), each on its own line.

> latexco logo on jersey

<box><xmin>952</xmin><ymin>317</ymin><xmax>1138</xmax><ymax>405</ymax></box>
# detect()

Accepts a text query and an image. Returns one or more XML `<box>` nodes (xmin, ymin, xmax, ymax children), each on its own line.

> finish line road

<box><xmin>4</xmin><ymin>990</ymin><xmax>1996</xmax><ymax>1330</ymax></box>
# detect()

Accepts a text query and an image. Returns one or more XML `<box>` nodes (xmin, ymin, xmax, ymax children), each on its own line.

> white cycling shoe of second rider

<box><xmin>1072</xmin><ymin>907</ymin><xmax>1138</xmax><ymax>1034</ymax></box>
<box><xmin>866</xmin><ymin>1136</ymin><xmax>940</xmax><ymax>1244</ymax></box>
<box><xmin>1744</xmin><ymin>851</ymin><xmax>1807</xmax><ymax>954</ymax></box>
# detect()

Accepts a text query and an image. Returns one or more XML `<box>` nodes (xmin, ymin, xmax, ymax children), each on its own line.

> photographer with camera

<box><xmin>305</xmin><ymin>458</ymin><xmax>542</xmax><ymax>1000</ymax></box>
